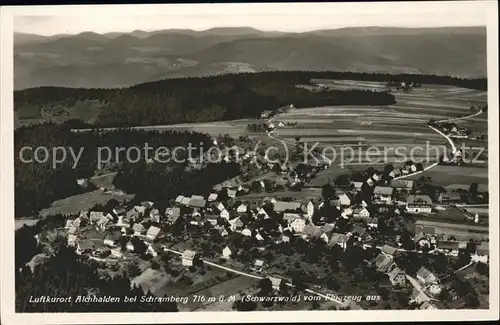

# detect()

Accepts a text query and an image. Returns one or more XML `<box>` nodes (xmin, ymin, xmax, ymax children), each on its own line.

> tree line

<box><xmin>112</xmin><ymin>161</ymin><xmax>241</xmax><ymax>205</ymax></box>
<box><xmin>15</xmin><ymin>70</ymin><xmax>487</xmax><ymax>129</ymax></box>
<box><xmin>14</xmin><ymin>123</ymin><xmax>212</xmax><ymax>217</ymax></box>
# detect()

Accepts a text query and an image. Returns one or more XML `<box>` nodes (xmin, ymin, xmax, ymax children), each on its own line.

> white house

<box><xmin>354</xmin><ymin>207</ymin><xmax>370</xmax><ymax>219</ymax></box>
<box><xmin>182</xmin><ymin>250</ymin><xmax>196</xmax><ymax>267</ymax></box>
<box><xmin>222</xmin><ymin>246</ymin><xmax>232</xmax><ymax>259</ymax></box>
<box><xmin>341</xmin><ymin>208</ymin><xmax>353</xmax><ymax>219</ymax></box>
<box><xmin>350</xmin><ymin>181</ymin><xmax>364</xmax><ymax>192</ymax></box>
<box><xmin>257</xmin><ymin>207</ymin><xmax>269</xmax><ymax>219</ymax></box>
<box><xmin>291</xmin><ymin>218</ymin><xmax>306</xmax><ymax>233</ymax></box>
<box><xmin>216</xmin><ymin>202</ymin><xmax>226</xmax><ymax>212</ymax></box>
<box><xmin>305</xmin><ymin>201</ymin><xmax>314</xmax><ymax>220</ymax></box>
<box><xmin>338</xmin><ymin>193</ymin><xmax>352</xmax><ymax>207</ymax></box>
<box><xmin>220</xmin><ymin>209</ymin><xmax>230</xmax><ymax>220</ymax></box>
<box><xmin>208</xmin><ymin>193</ymin><xmax>218</xmax><ymax>202</ymax></box>
<box><xmin>96</xmin><ymin>215</ymin><xmax>109</xmax><ymax>231</ymax></box>
<box><xmin>241</xmin><ymin>228</ymin><xmax>252</xmax><ymax>237</ymax></box>
<box><xmin>236</xmin><ymin>204</ymin><xmax>248</xmax><ymax>213</ymax></box>
<box><xmin>147</xmin><ymin>245</ymin><xmax>158</xmax><ymax>257</ymax></box>
<box><xmin>229</xmin><ymin>217</ymin><xmax>244</xmax><ymax>231</ymax></box>
<box><xmin>146</xmin><ymin>226</ymin><xmax>161</xmax><ymax>241</ymax></box>
<box><xmin>132</xmin><ymin>223</ymin><xmax>146</xmax><ymax>236</ymax></box>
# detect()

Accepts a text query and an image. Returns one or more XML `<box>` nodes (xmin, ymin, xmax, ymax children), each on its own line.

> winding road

<box><xmin>267</xmin><ymin>109</ymin><xmax>483</xmax><ymax>181</ymax></box>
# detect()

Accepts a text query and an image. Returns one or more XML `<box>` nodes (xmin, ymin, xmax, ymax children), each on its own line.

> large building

<box><xmin>406</xmin><ymin>195</ymin><xmax>433</xmax><ymax>214</ymax></box>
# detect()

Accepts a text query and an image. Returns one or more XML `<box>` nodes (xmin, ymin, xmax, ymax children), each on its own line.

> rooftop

<box><xmin>373</xmin><ymin>186</ymin><xmax>394</xmax><ymax>196</ymax></box>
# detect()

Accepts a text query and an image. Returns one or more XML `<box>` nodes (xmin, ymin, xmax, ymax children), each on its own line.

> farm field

<box><xmin>264</xmin><ymin>81</ymin><xmax>488</xmax><ymax>193</ymax></box>
<box><xmin>238</xmin><ymin>188</ymin><xmax>322</xmax><ymax>201</ymax></box>
<box><xmin>405</xmin><ymin>165</ymin><xmax>488</xmax><ymax>186</ymax></box>
<box><xmin>91</xmin><ymin>118</ymin><xmax>260</xmax><ymax>139</ymax></box>
<box><xmin>38</xmin><ymin>189</ymin><xmax>134</xmax><ymax>217</ymax></box>
<box><xmin>186</xmin><ymin>276</ymin><xmax>259</xmax><ymax>311</ymax></box>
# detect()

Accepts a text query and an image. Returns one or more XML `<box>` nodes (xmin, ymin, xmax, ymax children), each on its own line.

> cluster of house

<box><xmin>339</xmin><ymin>178</ymin><xmax>434</xmax><ymax>215</ymax></box>
<box><xmin>64</xmin><ymin>201</ymin><xmax>163</xmax><ymax>259</ymax></box>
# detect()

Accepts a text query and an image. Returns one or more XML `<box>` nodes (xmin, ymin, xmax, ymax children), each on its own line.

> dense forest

<box><xmin>14</xmin><ymin>70</ymin><xmax>488</xmax><ymax>128</ymax></box>
<box><xmin>113</xmin><ymin>161</ymin><xmax>241</xmax><ymax>204</ymax></box>
<box><xmin>15</xmin><ymin>123</ymin><xmax>211</xmax><ymax>217</ymax></box>
<box><xmin>15</xmin><ymin>219</ymin><xmax>178</xmax><ymax>312</ymax></box>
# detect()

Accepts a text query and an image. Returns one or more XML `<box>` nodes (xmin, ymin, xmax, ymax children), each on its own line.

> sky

<box><xmin>12</xmin><ymin>2</ymin><xmax>490</xmax><ymax>36</ymax></box>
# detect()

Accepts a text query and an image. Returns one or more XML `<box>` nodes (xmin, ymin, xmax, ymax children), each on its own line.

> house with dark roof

<box><xmin>328</xmin><ymin>233</ymin><xmax>350</xmax><ymax>250</ymax></box>
<box><xmin>390</xmin><ymin>179</ymin><xmax>414</xmax><ymax>191</ymax></box>
<box><xmin>350</xmin><ymin>225</ymin><xmax>371</xmax><ymax>241</ymax></box>
<box><xmin>372</xmin><ymin>253</ymin><xmax>394</xmax><ymax>273</ymax></box>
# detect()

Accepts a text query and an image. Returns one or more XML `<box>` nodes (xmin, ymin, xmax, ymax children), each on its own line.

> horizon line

<box><xmin>14</xmin><ymin>25</ymin><xmax>487</xmax><ymax>38</ymax></box>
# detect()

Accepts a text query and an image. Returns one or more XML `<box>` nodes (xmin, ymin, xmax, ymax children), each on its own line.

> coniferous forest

<box><xmin>15</xmin><ymin>70</ymin><xmax>488</xmax><ymax>128</ymax></box>
<box><xmin>14</xmin><ymin>123</ymin><xmax>212</xmax><ymax>217</ymax></box>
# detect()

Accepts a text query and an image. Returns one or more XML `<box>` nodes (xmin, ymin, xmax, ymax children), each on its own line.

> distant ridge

<box><xmin>14</xmin><ymin>26</ymin><xmax>486</xmax><ymax>89</ymax></box>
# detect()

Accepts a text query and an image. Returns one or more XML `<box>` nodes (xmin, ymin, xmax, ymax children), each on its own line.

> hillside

<box><xmin>14</xmin><ymin>26</ymin><xmax>486</xmax><ymax>89</ymax></box>
<box><xmin>14</xmin><ymin>70</ymin><xmax>486</xmax><ymax>129</ymax></box>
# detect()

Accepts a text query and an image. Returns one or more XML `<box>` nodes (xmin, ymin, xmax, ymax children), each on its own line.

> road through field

<box><xmin>268</xmin><ymin>108</ymin><xmax>483</xmax><ymax>181</ymax></box>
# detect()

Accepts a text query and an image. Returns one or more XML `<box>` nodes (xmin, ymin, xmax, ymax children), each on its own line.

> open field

<box><xmin>15</xmin><ymin>218</ymin><xmax>39</xmax><ymax>230</ymax></box>
<box><xmin>238</xmin><ymin>188</ymin><xmax>322</xmax><ymax>201</ymax></box>
<box><xmin>38</xmin><ymin>189</ymin><xmax>134</xmax><ymax>217</ymax></box>
<box><xmin>187</xmin><ymin>276</ymin><xmax>259</xmax><ymax>311</ymax></box>
<box><xmin>405</xmin><ymin>165</ymin><xmax>488</xmax><ymax>186</ymax></box>
<box><xmin>269</xmin><ymin>82</ymin><xmax>487</xmax><ymax>188</ymax></box>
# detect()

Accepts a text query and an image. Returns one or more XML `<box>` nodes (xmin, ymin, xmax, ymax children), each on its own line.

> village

<box><xmin>42</xmin><ymin>122</ymin><xmax>489</xmax><ymax>311</ymax></box>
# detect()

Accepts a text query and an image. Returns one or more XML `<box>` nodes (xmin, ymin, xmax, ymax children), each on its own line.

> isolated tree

<box><xmin>258</xmin><ymin>278</ymin><xmax>272</xmax><ymax>295</ymax></box>
<box><xmin>469</xmin><ymin>182</ymin><xmax>479</xmax><ymax>196</ymax></box>
<box><xmin>321</xmin><ymin>183</ymin><xmax>336</xmax><ymax>200</ymax></box>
